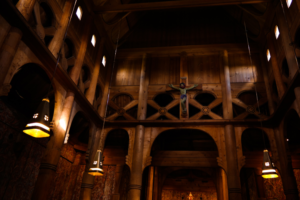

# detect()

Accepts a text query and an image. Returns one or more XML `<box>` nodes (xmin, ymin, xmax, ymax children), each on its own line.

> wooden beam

<box><xmin>94</xmin><ymin>0</ymin><xmax>268</xmax><ymax>13</ymax></box>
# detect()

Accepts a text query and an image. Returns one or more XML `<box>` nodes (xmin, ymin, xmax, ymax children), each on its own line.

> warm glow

<box><xmin>76</xmin><ymin>7</ymin><xmax>82</xmax><ymax>20</ymax></box>
<box><xmin>59</xmin><ymin>118</ymin><xmax>67</xmax><ymax>131</ymax></box>
<box><xmin>287</xmin><ymin>0</ymin><xmax>293</xmax><ymax>8</ymax></box>
<box><xmin>42</xmin><ymin>98</ymin><xmax>50</xmax><ymax>102</ymax></box>
<box><xmin>102</xmin><ymin>56</ymin><xmax>106</xmax><ymax>67</ymax></box>
<box><xmin>23</xmin><ymin>129</ymin><xmax>50</xmax><ymax>138</ymax></box>
<box><xmin>88</xmin><ymin>168</ymin><xmax>104</xmax><ymax>176</ymax></box>
<box><xmin>91</xmin><ymin>35</ymin><xmax>96</xmax><ymax>47</ymax></box>
<box><xmin>26</xmin><ymin>122</ymin><xmax>50</xmax><ymax>131</ymax></box>
<box><xmin>266</xmin><ymin>49</ymin><xmax>271</xmax><ymax>61</ymax></box>
<box><xmin>275</xmin><ymin>25</ymin><xmax>280</xmax><ymax>39</ymax></box>
<box><xmin>262</xmin><ymin>174</ymin><xmax>279</xmax><ymax>178</ymax></box>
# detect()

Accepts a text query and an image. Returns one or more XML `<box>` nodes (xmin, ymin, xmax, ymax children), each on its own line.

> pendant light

<box><xmin>23</xmin><ymin>98</ymin><xmax>50</xmax><ymax>138</ymax></box>
<box><xmin>89</xmin><ymin>17</ymin><xmax>122</xmax><ymax>176</ymax></box>
<box><xmin>262</xmin><ymin>149</ymin><xmax>279</xmax><ymax>178</ymax></box>
<box><xmin>243</xmin><ymin>22</ymin><xmax>278</xmax><ymax>179</ymax></box>
<box><xmin>88</xmin><ymin>150</ymin><xmax>104</xmax><ymax>176</ymax></box>
<box><xmin>23</xmin><ymin>0</ymin><xmax>78</xmax><ymax>138</ymax></box>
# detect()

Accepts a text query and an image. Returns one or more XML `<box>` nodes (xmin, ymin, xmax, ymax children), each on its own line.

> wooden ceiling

<box><xmin>90</xmin><ymin>0</ymin><xmax>271</xmax><ymax>48</ymax></box>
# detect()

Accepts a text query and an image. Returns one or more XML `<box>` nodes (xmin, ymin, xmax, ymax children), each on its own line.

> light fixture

<box><xmin>23</xmin><ymin>0</ymin><xmax>78</xmax><ymax>138</ymax></box>
<box><xmin>88</xmin><ymin>150</ymin><xmax>104</xmax><ymax>176</ymax></box>
<box><xmin>266</xmin><ymin>49</ymin><xmax>271</xmax><ymax>61</ymax></box>
<box><xmin>23</xmin><ymin>98</ymin><xmax>51</xmax><ymax>138</ymax></box>
<box><xmin>91</xmin><ymin>35</ymin><xmax>96</xmax><ymax>47</ymax></box>
<box><xmin>262</xmin><ymin>149</ymin><xmax>279</xmax><ymax>179</ymax></box>
<box><xmin>286</xmin><ymin>0</ymin><xmax>293</xmax><ymax>8</ymax></box>
<box><xmin>275</xmin><ymin>25</ymin><xmax>280</xmax><ymax>39</ymax></box>
<box><xmin>188</xmin><ymin>192</ymin><xmax>193</xmax><ymax>200</ymax></box>
<box><xmin>76</xmin><ymin>6</ymin><xmax>82</xmax><ymax>20</ymax></box>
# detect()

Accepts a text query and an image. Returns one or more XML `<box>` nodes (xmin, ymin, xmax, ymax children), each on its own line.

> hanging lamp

<box><xmin>262</xmin><ymin>149</ymin><xmax>279</xmax><ymax>179</ymax></box>
<box><xmin>88</xmin><ymin>150</ymin><xmax>104</xmax><ymax>176</ymax></box>
<box><xmin>23</xmin><ymin>0</ymin><xmax>78</xmax><ymax>138</ymax></box>
<box><xmin>243</xmin><ymin>22</ymin><xmax>278</xmax><ymax>179</ymax></box>
<box><xmin>23</xmin><ymin>98</ymin><xmax>50</xmax><ymax>138</ymax></box>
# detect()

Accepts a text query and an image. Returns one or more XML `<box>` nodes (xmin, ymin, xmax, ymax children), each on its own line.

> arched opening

<box><xmin>154</xmin><ymin>93</ymin><xmax>173</xmax><ymax>107</ymax></box>
<box><xmin>240</xmin><ymin>128</ymin><xmax>284</xmax><ymax>200</ymax></box>
<box><xmin>90</xmin><ymin>129</ymin><xmax>130</xmax><ymax>199</ymax></box>
<box><xmin>7</xmin><ymin>63</ymin><xmax>54</xmax><ymax>121</ymax></box>
<box><xmin>64</xmin><ymin>38</ymin><xmax>75</xmax><ymax>59</ymax></box>
<box><xmin>149</xmin><ymin>129</ymin><xmax>220</xmax><ymax>199</ymax></box>
<box><xmin>68</xmin><ymin>112</ymin><xmax>90</xmax><ymax>147</ymax></box>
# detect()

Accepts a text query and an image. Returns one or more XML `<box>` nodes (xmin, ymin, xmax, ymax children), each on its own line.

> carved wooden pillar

<box><xmin>276</xmin><ymin>7</ymin><xmax>298</xmax><ymax>77</ymax></box>
<box><xmin>128</xmin><ymin>53</ymin><xmax>148</xmax><ymax>200</ymax></box>
<box><xmin>48</xmin><ymin>0</ymin><xmax>75</xmax><ymax>58</ymax></box>
<box><xmin>98</xmin><ymin>62</ymin><xmax>113</xmax><ymax>117</ymax></box>
<box><xmin>267</xmin><ymin>33</ymin><xmax>286</xmax><ymax>98</ymax></box>
<box><xmin>32</xmin><ymin>17</ymin><xmax>92</xmax><ymax>200</ymax></box>
<box><xmin>273</xmin><ymin>126</ymin><xmax>299</xmax><ymax>199</ymax></box>
<box><xmin>153</xmin><ymin>167</ymin><xmax>159</xmax><ymax>200</ymax></box>
<box><xmin>220</xmin><ymin>50</ymin><xmax>242</xmax><ymax>200</ymax></box>
<box><xmin>85</xmin><ymin>39</ymin><xmax>105</xmax><ymax>104</ymax></box>
<box><xmin>216</xmin><ymin>168</ymin><xmax>228</xmax><ymax>200</ymax></box>
<box><xmin>261</xmin><ymin>53</ymin><xmax>275</xmax><ymax>114</ymax></box>
<box><xmin>147</xmin><ymin>166</ymin><xmax>154</xmax><ymax>200</ymax></box>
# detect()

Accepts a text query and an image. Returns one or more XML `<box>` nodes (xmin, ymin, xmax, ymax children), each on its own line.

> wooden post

<box><xmin>276</xmin><ymin>7</ymin><xmax>298</xmax><ymax>77</ymax></box>
<box><xmin>267</xmin><ymin>33</ymin><xmax>286</xmax><ymax>98</ymax></box>
<box><xmin>112</xmin><ymin>165</ymin><xmax>124</xmax><ymax>200</ymax></box>
<box><xmin>0</xmin><ymin>15</ymin><xmax>11</xmax><ymax>49</ymax></box>
<box><xmin>147</xmin><ymin>166</ymin><xmax>154</xmax><ymax>200</ymax></box>
<box><xmin>260</xmin><ymin>53</ymin><xmax>275</xmax><ymax>115</ymax></box>
<box><xmin>220</xmin><ymin>50</ymin><xmax>242</xmax><ymax>200</ymax></box>
<box><xmin>128</xmin><ymin>54</ymin><xmax>148</xmax><ymax>200</ymax></box>
<box><xmin>153</xmin><ymin>167</ymin><xmax>158</xmax><ymax>200</ymax></box>
<box><xmin>31</xmin><ymin>16</ymin><xmax>92</xmax><ymax>200</ymax></box>
<box><xmin>98</xmin><ymin>62</ymin><xmax>113</xmax><ymax>117</ymax></box>
<box><xmin>137</xmin><ymin>53</ymin><xmax>149</xmax><ymax>120</ymax></box>
<box><xmin>16</xmin><ymin>0</ymin><xmax>37</xmax><ymax>21</ymax></box>
<box><xmin>273</xmin><ymin>126</ymin><xmax>299</xmax><ymax>199</ymax></box>
<box><xmin>216</xmin><ymin>168</ymin><xmax>228</xmax><ymax>200</ymax></box>
<box><xmin>33</xmin><ymin>2</ymin><xmax>45</xmax><ymax>40</ymax></box>
<box><xmin>85</xmin><ymin>39</ymin><xmax>105</xmax><ymax>104</ymax></box>
<box><xmin>48</xmin><ymin>0</ymin><xmax>75</xmax><ymax>58</ymax></box>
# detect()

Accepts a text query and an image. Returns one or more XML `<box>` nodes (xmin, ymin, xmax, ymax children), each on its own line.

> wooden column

<box><xmin>261</xmin><ymin>53</ymin><xmax>275</xmax><ymax>114</ymax></box>
<box><xmin>216</xmin><ymin>168</ymin><xmax>228</xmax><ymax>200</ymax></box>
<box><xmin>273</xmin><ymin>126</ymin><xmax>299</xmax><ymax>199</ymax></box>
<box><xmin>267</xmin><ymin>33</ymin><xmax>286</xmax><ymax>98</ymax></box>
<box><xmin>48</xmin><ymin>0</ymin><xmax>75</xmax><ymax>58</ymax></box>
<box><xmin>98</xmin><ymin>62</ymin><xmax>113</xmax><ymax>117</ymax></box>
<box><xmin>220</xmin><ymin>50</ymin><xmax>242</xmax><ymax>200</ymax></box>
<box><xmin>128</xmin><ymin>54</ymin><xmax>148</xmax><ymax>200</ymax></box>
<box><xmin>153</xmin><ymin>167</ymin><xmax>159</xmax><ymax>200</ymax></box>
<box><xmin>0</xmin><ymin>15</ymin><xmax>11</xmax><ymax>49</ymax></box>
<box><xmin>85</xmin><ymin>39</ymin><xmax>105</xmax><ymax>104</ymax></box>
<box><xmin>16</xmin><ymin>0</ymin><xmax>37</xmax><ymax>21</ymax></box>
<box><xmin>276</xmin><ymin>7</ymin><xmax>298</xmax><ymax>77</ymax></box>
<box><xmin>147</xmin><ymin>166</ymin><xmax>154</xmax><ymax>200</ymax></box>
<box><xmin>32</xmin><ymin>17</ymin><xmax>92</xmax><ymax>200</ymax></box>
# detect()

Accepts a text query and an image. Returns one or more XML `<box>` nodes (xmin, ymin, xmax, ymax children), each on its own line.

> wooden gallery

<box><xmin>2</xmin><ymin>0</ymin><xmax>300</xmax><ymax>199</ymax></box>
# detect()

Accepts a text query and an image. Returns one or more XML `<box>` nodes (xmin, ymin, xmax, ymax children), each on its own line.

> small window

<box><xmin>76</xmin><ymin>7</ymin><xmax>82</xmax><ymax>20</ymax></box>
<box><xmin>102</xmin><ymin>56</ymin><xmax>106</xmax><ymax>67</ymax></box>
<box><xmin>275</xmin><ymin>25</ymin><xmax>280</xmax><ymax>39</ymax></box>
<box><xmin>266</xmin><ymin>49</ymin><xmax>271</xmax><ymax>61</ymax></box>
<box><xmin>287</xmin><ymin>0</ymin><xmax>293</xmax><ymax>8</ymax></box>
<box><xmin>91</xmin><ymin>35</ymin><xmax>96</xmax><ymax>47</ymax></box>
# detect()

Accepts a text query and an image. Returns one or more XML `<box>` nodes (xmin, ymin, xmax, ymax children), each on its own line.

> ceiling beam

<box><xmin>94</xmin><ymin>0</ymin><xmax>268</xmax><ymax>13</ymax></box>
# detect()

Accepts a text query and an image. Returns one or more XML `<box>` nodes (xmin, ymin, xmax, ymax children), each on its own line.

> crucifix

<box><xmin>168</xmin><ymin>77</ymin><xmax>201</xmax><ymax>118</ymax></box>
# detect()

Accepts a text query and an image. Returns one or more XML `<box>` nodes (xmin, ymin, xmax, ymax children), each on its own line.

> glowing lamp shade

<box><xmin>88</xmin><ymin>150</ymin><xmax>104</xmax><ymax>176</ymax></box>
<box><xmin>262</xmin><ymin>149</ymin><xmax>279</xmax><ymax>179</ymax></box>
<box><xmin>188</xmin><ymin>192</ymin><xmax>193</xmax><ymax>200</ymax></box>
<box><xmin>23</xmin><ymin>98</ymin><xmax>51</xmax><ymax>138</ymax></box>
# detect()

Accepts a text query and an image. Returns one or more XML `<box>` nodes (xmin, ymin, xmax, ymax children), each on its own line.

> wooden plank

<box><xmin>95</xmin><ymin>0</ymin><xmax>268</xmax><ymax>13</ymax></box>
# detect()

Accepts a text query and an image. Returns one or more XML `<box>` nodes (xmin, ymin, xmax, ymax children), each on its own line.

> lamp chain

<box><xmin>243</xmin><ymin>21</ymin><xmax>267</xmax><ymax>149</ymax></box>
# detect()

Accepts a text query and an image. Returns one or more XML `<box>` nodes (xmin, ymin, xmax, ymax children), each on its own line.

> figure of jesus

<box><xmin>168</xmin><ymin>83</ymin><xmax>198</xmax><ymax>114</ymax></box>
